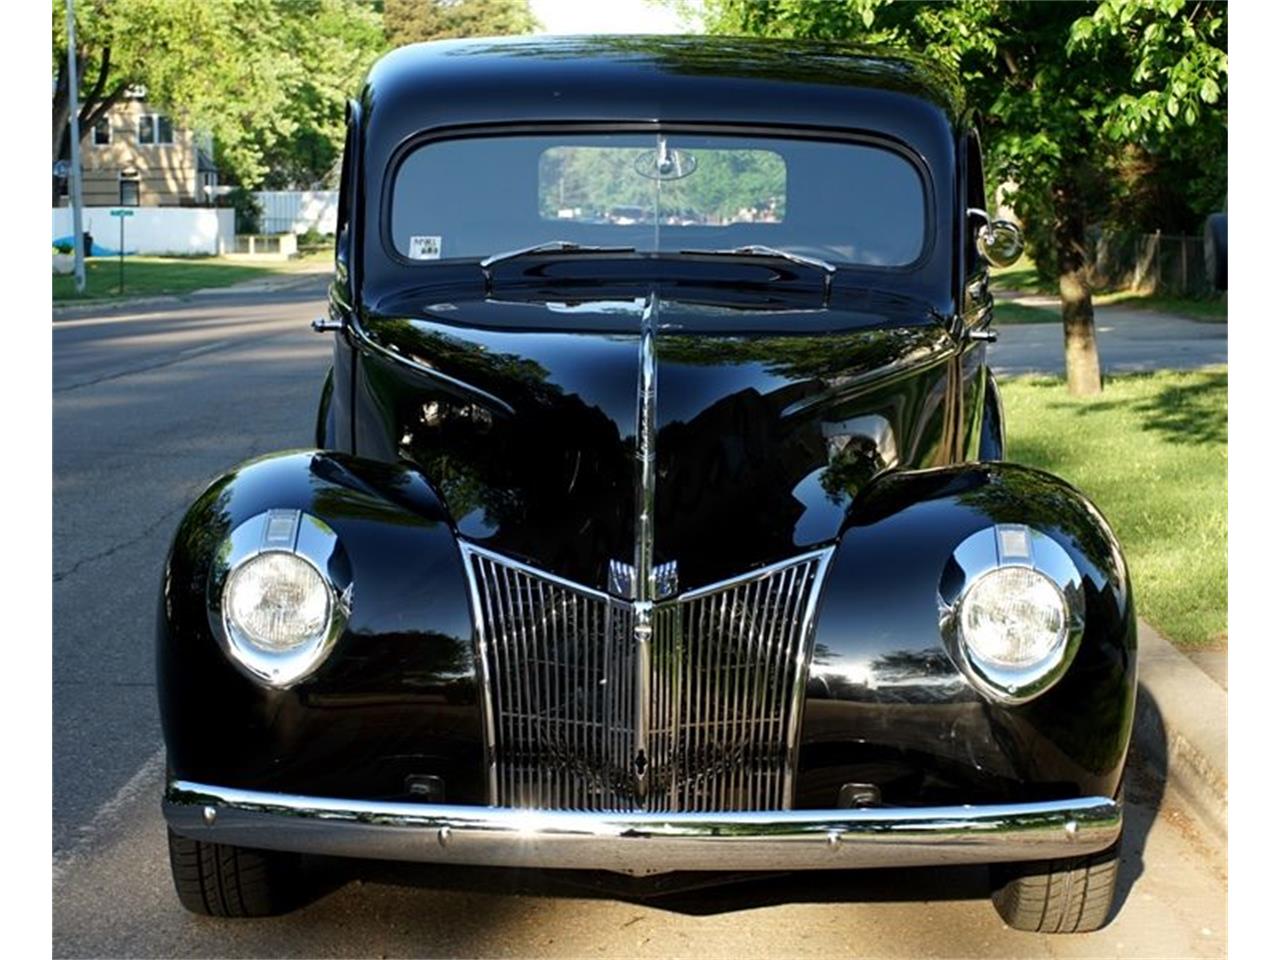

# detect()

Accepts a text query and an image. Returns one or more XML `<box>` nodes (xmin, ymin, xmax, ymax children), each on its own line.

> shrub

<box><xmin>219</xmin><ymin>187</ymin><xmax>262</xmax><ymax>235</ymax></box>
<box><xmin>297</xmin><ymin>227</ymin><xmax>332</xmax><ymax>251</ymax></box>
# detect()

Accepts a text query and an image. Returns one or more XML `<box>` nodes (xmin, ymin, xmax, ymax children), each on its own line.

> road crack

<box><xmin>54</xmin><ymin>340</ymin><xmax>234</xmax><ymax>393</ymax></box>
<box><xmin>53</xmin><ymin>434</ymin><xmax>272</xmax><ymax>585</ymax></box>
<box><xmin>53</xmin><ymin>501</ymin><xmax>188</xmax><ymax>584</ymax></box>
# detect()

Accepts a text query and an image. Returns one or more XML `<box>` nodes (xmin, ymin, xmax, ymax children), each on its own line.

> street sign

<box><xmin>110</xmin><ymin>210</ymin><xmax>134</xmax><ymax>294</ymax></box>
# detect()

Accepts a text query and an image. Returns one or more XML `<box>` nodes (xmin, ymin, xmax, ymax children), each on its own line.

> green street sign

<box><xmin>109</xmin><ymin>208</ymin><xmax>135</xmax><ymax>217</ymax></box>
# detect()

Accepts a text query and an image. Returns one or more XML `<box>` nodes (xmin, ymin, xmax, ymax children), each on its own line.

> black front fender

<box><xmin>795</xmin><ymin>462</ymin><xmax>1136</xmax><ymax>808</ymax></box>
<box><xmin>157</xmin><ymin>450</ymin><xmax>485</xmax><ymax>804</ymax></box>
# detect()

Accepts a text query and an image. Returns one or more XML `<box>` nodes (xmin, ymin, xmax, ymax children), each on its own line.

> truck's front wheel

<box><xmin>167</xmin><ymin>828</ymin><xmax>302</xmax><ymax>917</ymax></box>
<box><xmin>989</xmin><ymin>838</ymin><xmax>1121</xmax><ymax>933</ymax></box>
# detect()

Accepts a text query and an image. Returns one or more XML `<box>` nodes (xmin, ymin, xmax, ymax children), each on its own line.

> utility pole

<box><xmin>65</xmin><ymin>0</ymin><xmax>86</xmax><ymax>293</ymax></box>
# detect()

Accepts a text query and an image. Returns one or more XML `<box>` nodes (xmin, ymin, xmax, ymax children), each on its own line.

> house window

<box><xmin>138</xmin><ymin>113</ymin><xmax>173</xmax><ymax>146</ymax></box>
<box><xmin>92</xmin><ymin>118</ymin><xmax>111</xmax><ymax>146</ymax></box>
<box><xmin>120</xmin><ymin>178</ymin><xmax>140</xmax><ymax>206</ymax></box>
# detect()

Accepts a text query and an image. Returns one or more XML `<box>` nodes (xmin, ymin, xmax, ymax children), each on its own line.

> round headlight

<box><xmin>958</xmin><ymin>566</ymin><xmax>1068</xmax><ymax>670</ymax></box>
<box><xmin>210</xmin><ymin>509</ymin><xmax>350</xmax><ymax>688</ymax></box>
<box><xmin>941</xmin><ymin>524</ymin><xmax>1084</xmax><ymax>704</ymax></box>
<box><xmin>224</xmin><ymin>551</ymin><xmax>331</xmax><ymax>653</ymax></box>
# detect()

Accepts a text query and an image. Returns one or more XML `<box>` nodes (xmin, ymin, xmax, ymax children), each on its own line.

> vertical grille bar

<box><xmin>461</xmin><ymin>543</ymin><xmax>832</xmax><ymax>813</ymax></box>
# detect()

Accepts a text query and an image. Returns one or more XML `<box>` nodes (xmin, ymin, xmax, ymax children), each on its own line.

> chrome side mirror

<box><xmin>969</xmin><ymin>208</ymin><xmax>1024</xmax><ymax>268</ymax></box>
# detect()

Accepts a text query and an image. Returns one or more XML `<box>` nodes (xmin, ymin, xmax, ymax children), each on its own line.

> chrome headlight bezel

<box><xmin>207</xmin><ymin>509</ymin><xmax>352</xmax><ymax>687</ymax></box>
<box><xmin>939</xmin><ymin>524</ymin><xmax>1085</xmax><ymax>704</ymax></box>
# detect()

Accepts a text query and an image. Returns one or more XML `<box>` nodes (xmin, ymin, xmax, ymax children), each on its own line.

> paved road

<box><xmin>990</xmin><ymin>301</ymin><xmax>1227</xmax><ymax>375</ymax></box>
<box><xmin>53</xmin><ymin>283</ymin><xmax>333</xmax><ymax>857</ymax></box>
<box><xmin>53</xmin><ymin>287</ymin><xmax>1226</xmax><ymax>957</ymax></box>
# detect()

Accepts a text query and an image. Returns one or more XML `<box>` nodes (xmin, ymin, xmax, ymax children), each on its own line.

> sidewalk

<box><xmin>1134</xmin><ymin>620</ymin><xmax>1227</xmax><ymax>838</ymax></box>
<box><xmin>51</xmin><ymin>264</ymin><xmax>331</xmax><ymax>321</ymax></box>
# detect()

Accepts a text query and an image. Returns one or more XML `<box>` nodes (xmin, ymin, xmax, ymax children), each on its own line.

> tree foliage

<box><xmin>383</xmin><ymin>0</ymin><xmax>539</xmax><ymax>46</ymax></box>
<box><xmin>695</xmin><ymin>0</ymin><xmax>1226</xmax><ymax>238</ymax></box>
<box><xmin>53</xmin><ymin>0</ymin><xmax>384</xmax><ymax>190</ymax></box>
<box><xmin>690</xmin><ymin>0</ymin><xmax>1227</xmax><ymax>395</ymax></box>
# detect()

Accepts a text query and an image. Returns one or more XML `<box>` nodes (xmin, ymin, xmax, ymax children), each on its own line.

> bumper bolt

<box><xmin>202</xmin><ymin>806</ymin><xmax>217</xmax><ymax>825</ymax></box>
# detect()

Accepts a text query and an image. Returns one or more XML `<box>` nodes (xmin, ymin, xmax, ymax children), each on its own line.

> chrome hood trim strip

<box><xmin>632</xmin><ymin>291</ymin><xmax>659</xmax><ymax>799</ymax></box>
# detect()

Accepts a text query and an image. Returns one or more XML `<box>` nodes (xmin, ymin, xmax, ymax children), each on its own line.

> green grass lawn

<box><xmin>1092</xmin><ymin>289</ymin><xmax>1228</xmax><ymax>322</ymax></box>
<box><xmin>994</xmin><ymin>300</ymin><xmax>1060</xmax><ymax>324</ymax></box>
<box><xmin>990</xmin><ymin>255</ymin><xmax>1056</xmax><ymax>295</ymax></box>
<box><xmin>52</xmin><ymin>252</ymin><xmax>330</xmax><ymax>304</ymax></box>
<box><xmin>1002</xmin><ymin>369</ymin><xmax>1227</xmax><ymax>648</ymax></box>
<box><xmin>990</xmin><ymin>253</ymin><xmax>1227</xmax><ymax>323</ymax></box>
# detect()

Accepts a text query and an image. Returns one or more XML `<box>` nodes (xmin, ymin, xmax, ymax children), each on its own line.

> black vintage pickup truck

<box><xmin>158</xmin><ymin>35</ymin><xmax>1133</xmax><ymax>933</ymax></box>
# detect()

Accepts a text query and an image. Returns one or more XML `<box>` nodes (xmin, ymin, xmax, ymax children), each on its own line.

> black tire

<box><xmin>1204</xmin><ymin>212</ymin><xmax>1227</xmax><ymax>291</ymax></box>
<box><xmin>990</xmin><ymin>839</ymin><xmax>1120</xmax><ymax>933</ymax></box>
<box><xmin>167</xmin><ymin>828</ymin><xmax>303</xmax><ymax>917</ymax></box>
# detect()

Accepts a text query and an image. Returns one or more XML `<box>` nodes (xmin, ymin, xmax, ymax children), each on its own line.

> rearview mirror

<box><xmin>969</xmin><ymin>208</ymin><xmax>1024</xmax><ymax>268</ymax></box>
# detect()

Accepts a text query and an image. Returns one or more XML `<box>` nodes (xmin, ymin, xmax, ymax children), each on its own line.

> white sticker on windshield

<box><xmin>408</xmin><ymin>235</ymin><xmax>442</xmax><ymax>260</ymax></box>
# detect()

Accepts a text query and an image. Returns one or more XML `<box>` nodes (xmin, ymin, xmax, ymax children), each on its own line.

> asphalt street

<box><xmin>52</xmin><ymin>284</ymin><xmax>1227</xmax><ymax>957</ymax></box>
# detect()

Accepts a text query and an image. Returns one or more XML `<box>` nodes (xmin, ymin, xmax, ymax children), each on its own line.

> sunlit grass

<box><xmin>1002</xmin><ymin>369</ymin><xmax>1227</xmax><ymax>648</ymax></box>
<box><xmin>52</xmin><ymin>251</ymin><xmax>330</xmax><ymax>303</ymax></box>
<box><xmin>993</xmin><ymin>301</ymin><xmax>1060</xmax><ymax>324</ymax></box>
<box><xmin>990</xmin><ymin>253</ymin><xmax>1055</xmax><ymax>295</ymax></box>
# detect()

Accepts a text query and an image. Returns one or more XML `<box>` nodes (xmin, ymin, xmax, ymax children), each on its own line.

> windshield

<box><xmin>390</xmin><ymin>132</ymin><xmax>927</xmax><ymax>268</ymax></box>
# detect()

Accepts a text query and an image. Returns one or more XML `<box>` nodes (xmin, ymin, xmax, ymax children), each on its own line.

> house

<box><xmin>62</xmin><ymin>95</ymin><xmax>218</xmax><ymax>207</ymax></box>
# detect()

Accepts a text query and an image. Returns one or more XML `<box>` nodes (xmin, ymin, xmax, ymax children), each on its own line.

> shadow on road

<box><xmin>304</xmin><ymin>855</ymin><xmax>992</xmax><ymax>917</ymax></box>
<box><xmin>1109</xmin><ymin>682</ymin><xmax>1168</xmax><ymax>923</ymax></box>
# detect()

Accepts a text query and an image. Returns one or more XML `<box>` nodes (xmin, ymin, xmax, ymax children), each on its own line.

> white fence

<box><xmin>52</xmin><ymin>206</ymin><xmax>235</xmax><ymax>256</ymax></box>
<box><xmin>254</xmin><ymin>190</ymin><xmax>339</xmax><ymax>236</ymax></box>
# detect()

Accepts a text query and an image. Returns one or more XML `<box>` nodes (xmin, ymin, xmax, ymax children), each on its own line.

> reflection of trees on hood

<box><xmin>820</xmin><ymin>437</ymin><xmax>892</xmax><ymax>503</ymax></box>
<box><xmin>951</xmin><ymin>467</ymin><xmax>1122</xmax><ymax>586</ymax></box>
<box><xmin>658</xmin><ymin>325</ymin><xmax>949</xmax><ymax>383</ymax></box>
<box><xmin>369</xmin><ymin>318</ymin><xmax>556</xmax><ymax>402</ymax></box>
<box><xmin>870</xmin><ymin>649</ymin><xmax>956</xmax><ymax>685</ymax></box>
<box><xmin>175</xmin><ymin>484</ymin><xmax>235</xmax><ymax>599</ymax></box>
<box><xmin>367</xmin><ymin>319</ymin><xmax>631</xmax><ymax>568</ymax></box>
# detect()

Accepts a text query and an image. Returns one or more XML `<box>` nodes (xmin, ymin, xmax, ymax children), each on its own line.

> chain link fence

<box><xmin>1087</xmin><ymin>230</ymin><xmax>1213</xmax><ymax>297</ymax></box>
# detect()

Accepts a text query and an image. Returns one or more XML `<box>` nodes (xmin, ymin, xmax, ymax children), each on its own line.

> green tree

<box><xmin>250</xmin><ymin>1</ymin><xmax>385</xmax><ymax>188</ymax></box>
<box><xmin>52</xmin><ymin>0</ymin><xmax>228</xmax><ymax>199</ymax></box>
<box><xmin>383</xmin><ymin>0</ymin><xmax>539</xmax><ymax>46</ymax></box>
<box><xmin>53</xmin><ymin>0</ymin><xmax>384</xmax><ymax>193</ymax></box>
<box><xmin>691</xmin><ymin>0</ymin><xmax>1227</xmax><ymax>396</ymax></box>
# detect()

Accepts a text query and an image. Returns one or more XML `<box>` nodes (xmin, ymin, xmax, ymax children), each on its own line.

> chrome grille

<box><xmin>463</xmin><ymin>544</ymin><xmax>831</xmax><ymax>813</ymax></box>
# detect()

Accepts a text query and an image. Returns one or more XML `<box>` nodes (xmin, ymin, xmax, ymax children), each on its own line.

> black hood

<box><xmin>352</xmin><ymin>281</ymin><xmax>957</xmax><ymax>590</ymax></box>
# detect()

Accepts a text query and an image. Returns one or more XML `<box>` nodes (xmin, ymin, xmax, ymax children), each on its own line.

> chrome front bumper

<box><xmin>164</xmin><ymin>781</ymin><xmax>1121</xmax><ymax>877</ymax></box>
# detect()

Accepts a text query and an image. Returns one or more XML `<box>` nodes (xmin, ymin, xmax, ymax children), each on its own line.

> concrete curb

<box><xmin>52</xmin><ymin>269</ymin><xmax>329</xmax><ymax>321</ymax></box>
<box><xmin>1133</xmin><ymin>620</ymin><xmax>1227</xmax><ymax>838</ymax></box>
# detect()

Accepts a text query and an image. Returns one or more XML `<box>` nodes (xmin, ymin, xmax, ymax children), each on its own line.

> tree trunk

<box><xmin>1053</xmin><ymin>180</ymin><xmax>1103</xmax><ymax>396</ymax></box>
<box><xmin>52</xmin><ymin>60</ymin><xmax>70</xmax><ymax>205</ymax></box>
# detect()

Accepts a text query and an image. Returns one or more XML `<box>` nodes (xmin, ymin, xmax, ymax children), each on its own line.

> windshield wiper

<box><xmin>679</xmin><ymin>245</ymin><xmax>838</xmax><ymax>303</ymax></box>
<box><xmin>480</xmin><ymin>241</ymin><xmax>636</xmax><ymax>290</ymax></box>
